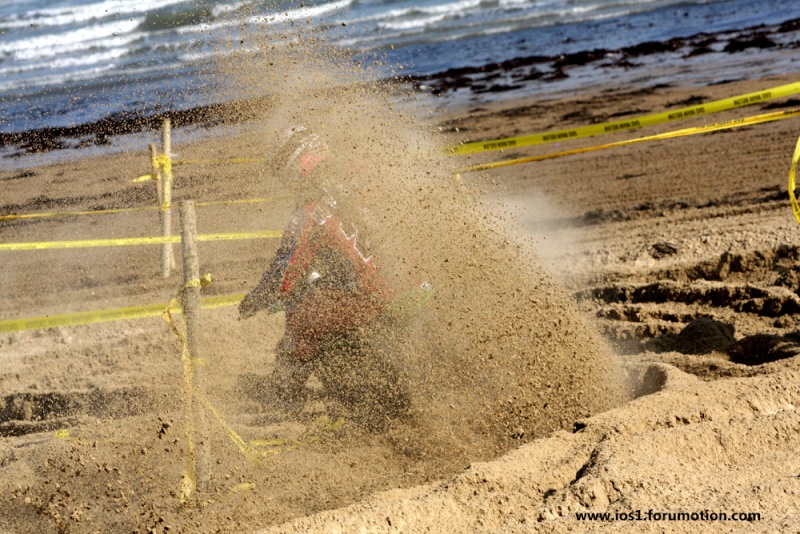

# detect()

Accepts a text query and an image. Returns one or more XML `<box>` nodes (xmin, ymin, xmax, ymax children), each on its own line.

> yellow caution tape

<box><xmin>163</xmin><ymin>274</ymin><xmax>213</xmax><ymax>353</ymax></box>
<box><xmin>0</xmin><ymin>230</ymin><xmax>282</xmax><ymax>251</ymax></box>
<box><xmin>53</xmin><ymin>428</ymin><xmax>72</xmax><ymax>440</ymax></box>
<box><xmin>194</xmin><ymin>391</ymin><xmax>263</xmax><ymax>465</ymax></box>
<box><xmin>133</xmin><ymin>154</ymin><xmax>171</xmax><ymax>183</ymax></box>
<box><xmin>54</xmin><ymin>428</ymin><xmax>127</xmax><ymax>445</ymax></box>
<box><xmin>230</xmin><ymin>482</ymin><xmax>256</xmax><ymax>493</ymax></box>
<box><xmin>188</xmin><ymin>273</ymin><xmax>212</xmax><ymax>290</ymax></box>
<box><xmin>195</xmin><ymin>482</ymin><xmax>256</xmax><ymax>509</ymax></box>
<box><xmin>249</xmin><ymin>415</ymin><xmax>345</xmax><ymax>456</ymax></box>
<box><xmin>789</xmin><ymin>134</ymin><xmax>800</xmax><ymax>224</ymax></box>
<box><xmin>163</xmin><ymin>275</ymin><xmax>259</xmax><ymax>500</ymax></box>
<box><xmin>158</xmin><ymin>153</ymin><xmax>172</xmax><ymax>177</ymax></box>
<box><xmin>151</xmin><ymin>150</ymin><xmax>161</xmax><ymax>179</ymax></box>
<box><xmin>174</xmin><ymin>157</ymin><xmax>264</xmax><ymax>166</ymax></box>
<box><xmin>198</xmin><ymin>294</ymin><xmax>246</xmax><ymax>310</ymax></box>
<box><xmin>132</xmin><ymin>158</ymin><xmax>262</xmax><ymax>182</ymax></box>
<box><xmin>162</xmin><ymin>274</ymin><xmax>214</xmax><ymax>343</ymax></box>
<box><xmin>0</xmin><ymin>293</ymin><xmax>245</xmax><ymax>334</ymax></box>
<box><xmin>131</xmin><ymin>159</ymin><xmax>267</xmax><ymax>183</ymax></box>
<box><xmin>0</xmin><ymin>196</ymin><xmax>289</xmax><ymax>222</ymax></box>
<box><xmin>461</xmin><ymin>108</ymin><xmax>800</xmax><ymax>173</ymax></box>
<box><xmin>198</xmin><ymin>196</ymin><xmax>290</xmax><ymax>208</ymax></box>
<box><xmin>160</xmin><ymin>274</ymin><xmax>209</xmax><ymax>503</ymax></box>
<box><xmin>159</xmin><ymin>273</ymin><xmax>262</xmax><ymax>493</ymax></box>
<box><xmin>133</xmin><ymin>151</ymin><xmax>164</xmax><ymax>183</ymax></box>
<box><xmin>1</xmin><ymin>205</ymin><xmax>160</xmax><ymax>222</ymax></box>
<box><xmin>449</xmin><ymin>80</ymin><xmax>800</xmax><ymax>155</ymax></box>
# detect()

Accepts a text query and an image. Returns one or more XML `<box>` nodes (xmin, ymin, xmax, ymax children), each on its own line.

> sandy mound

<box><xmin>258</xmin><ymin>357</ymin><xmax>800</xmax><ymax>533</ymax></box>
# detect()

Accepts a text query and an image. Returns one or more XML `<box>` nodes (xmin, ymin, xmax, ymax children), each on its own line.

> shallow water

<box><xmin>1</xmin><ymin>0</ymin><xmax>796</xmax><ymax>135</ymax></box>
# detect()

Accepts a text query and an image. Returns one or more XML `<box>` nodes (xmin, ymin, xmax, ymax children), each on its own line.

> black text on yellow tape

<box><xmin>0</xmin><ymin>230</ymin><xmax>282</xmax><ymax>252</ymax></box>
<box><xmin>0</xmin><ymin>294</ymin><xmax>244</xmax><ymax>334</ymax></box>
<box><xmin>449</xmin><ymin>80</ymin><xmax>800</xmax><ymax>155</ymax></box>
<box><xmin>461</xmin><ymin>108</ymin><xmax>800</xmax><ymax>173</ymax></box>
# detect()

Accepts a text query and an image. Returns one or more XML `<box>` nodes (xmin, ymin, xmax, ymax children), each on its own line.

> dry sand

<box><xmin>2</xmin><ymin>39</ymin><xmax>800</xmax><ymax>533</ymax></box>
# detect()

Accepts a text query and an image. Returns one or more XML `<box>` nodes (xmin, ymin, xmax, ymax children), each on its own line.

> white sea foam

<box><xmin>0</xmin><ymin>18</ymin><xmax>142</xmax><ymax>60</ymax></box>
<box><xmin>0</xmin><ymin>0</ymin><xmax>188</xmax><ymax>30</ymax></box>
<box><xmin>350</xmin><ymin>0</ymin><xmax>483</xmax><ymax>24</ymax></box>
<box><xmin>498</xmin><ymin>0</ymin><xmax>534</xmax><ymax>6</ymax></box>
<box><xmin>211</xmin><ymin>1</ymin><xmax>247</xmax><ymax>17</ymax></box>
<box><xmin>432</xmin><ymin>24</ymin><xmax>516</xmax><ymax>43</ymax></box>
<box><xmin>0</xmin><ymin>62</ymin><xmax>117</xmax><ymax>93</ymax></box>
<box><xmin>180</xmin><ymin>0</ymin><xmax>352</xmax><ymax>35</ymax></box>
<box><xmin>0</xmin><ymin>47</ymin><xmax>130</xmax><ymax>77</ymax></box>
<box><xmin>378</xmin><ymin>14</ymin><xmax>450</xmax><ymax>32</ymax></box>
<box><xmin>257</xmin><ymin>0</ymin><xmax>353</xmax><ymax>25</ymax></box>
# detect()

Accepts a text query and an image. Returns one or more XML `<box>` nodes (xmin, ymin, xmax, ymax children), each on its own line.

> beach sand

<box><xmin>2</xmin><ymin>41</ymin><xmax>800</xmax><ymax>532</ymax></box>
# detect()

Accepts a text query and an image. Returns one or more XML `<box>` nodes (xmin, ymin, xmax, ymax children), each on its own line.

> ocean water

<box><xmin>0</xmin><ymin>0</ymin><xmax>796</xmax><ymax>134</ymax></box>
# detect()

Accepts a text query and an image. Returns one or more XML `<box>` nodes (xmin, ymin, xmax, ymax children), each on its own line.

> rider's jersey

<box><xmin>238</xmin><ymin>189</ymin><xmax>395</xmax><ymax>318</ymax></box>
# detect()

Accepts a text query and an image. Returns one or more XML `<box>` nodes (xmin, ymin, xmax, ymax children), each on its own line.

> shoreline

<box><xmin>408</xmin><ymin>16</ymin><xmax>800</xmax><ymax>97</ymax></box>
<box><xmin>2</xmin><ymin>15</ymin><xmax>798</xmax><ymax>169</ymax></box>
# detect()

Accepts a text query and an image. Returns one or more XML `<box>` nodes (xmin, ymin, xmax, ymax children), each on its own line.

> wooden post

<box><xmin>179</xmin><ymin>200</ymin><xmax>207</xmax><ymax>500</ymax></box>
<box><xmin>161</xmin><ymin>119</ymin><xmax>174</xmax><ymax>278</ymax></box>
<box><xmin>180</xmin><ymin>200</ymin><xmax>201</xmax><ymax>391</ymax></box>
<box><xmin>162</xmin><ymin>118</ymin><xmax>171</xmax><ymax>161</ymax></box>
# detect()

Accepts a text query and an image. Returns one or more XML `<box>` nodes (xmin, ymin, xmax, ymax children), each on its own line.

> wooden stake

<box><xmin>161</xmin><ymin>119</ymin><xmax>174</xmax><ymax>278</ymax></box>
<box><xmin>180</xmin><ymin>200</ymin><xmax>201</xmax><ymax>383</ymax></box>
<box><xmin>162</xmin><ymin>118</ymin><xmax>172</xmax><ymax>162</ymax></box>
<box><xmin>179</xmin><ymin>200</ymin><xmax>207</xmax><ymax>498</ymax></box>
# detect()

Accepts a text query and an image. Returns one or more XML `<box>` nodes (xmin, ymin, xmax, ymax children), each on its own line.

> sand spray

<box><xmin>210</xmin><ymin>15</ymin><xmax>628</xmax><ymax>465</ymax></box>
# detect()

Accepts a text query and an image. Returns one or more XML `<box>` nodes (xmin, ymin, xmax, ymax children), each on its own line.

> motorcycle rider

<box><xmin>238</xmin><ymin>125</ymin><xmax>410</xmax><ymax>429</ymax></box>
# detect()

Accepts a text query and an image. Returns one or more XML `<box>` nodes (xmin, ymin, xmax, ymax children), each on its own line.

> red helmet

<box><xmin>273</xmin><ymin>125</ymin><xmax>328</xmax><ymax>180</ymax></box>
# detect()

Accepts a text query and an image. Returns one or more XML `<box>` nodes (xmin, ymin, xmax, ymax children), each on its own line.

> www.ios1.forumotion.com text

<box><xmin>576</xmin><ymin>510</ymin><xmax>761</xmax><ymax>522</ymax></box>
